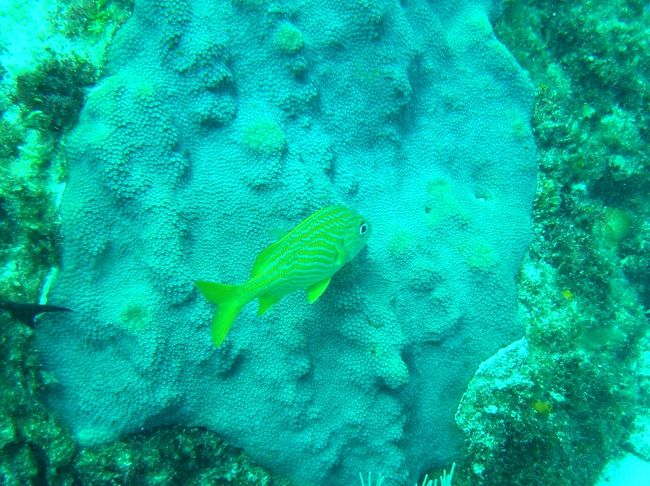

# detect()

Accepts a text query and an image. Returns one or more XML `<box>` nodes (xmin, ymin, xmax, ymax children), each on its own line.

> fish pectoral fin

<box><xmin>335</xmin><ymin>244</ymin><xmax>347</xmax><ymax>266</ymax></box>
<box><xmin>258</xmin><ymin>294</ymin><xmax>280</xmax><ymax>316</ymax></box>
<box><xmin>306</xmin><ymin>277</ymin><xmax>332</xmax><ymax>304</ymax></box>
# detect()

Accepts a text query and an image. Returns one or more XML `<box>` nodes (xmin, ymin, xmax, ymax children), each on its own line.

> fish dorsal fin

<box><xmin>306</xmin><ymin>277</ymin><xmax>332</xmax><ymax>304</ymax></box>
<box><xmin>269</xmin><ymin>227</ymin><xmax>288</xmax><ymax>240</ymax></box>
<box><xmin>250</xmin><ymin>240</ymin><xmax>282</xmax><ymax>278</ymax></box>
<box><xmin>258</xmin><ymin>294</ymin><xmax>281</xmax><ymax>315</ymax></box>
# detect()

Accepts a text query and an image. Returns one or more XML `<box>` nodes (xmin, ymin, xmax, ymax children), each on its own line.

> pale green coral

<box><xmin>424</xmin><ymin>179</ymin><xmax>464</xmax><ymax>227</ymax></box>
<box><xmin>274</xmin><ymin>22</ymin><xmax>304</xmax><ymax>54</ymax></box>
<box><xmin>120</xmin><ymin>301</ymin><xmax>150</xmax><ymax>332</ymax></box>
<box><xmin>243</xmin><ymin>119</ymin><xmax>286</xmax><ymax>155</ymax></box>
<box><xmin>462</xmin><ymin>237</ymin><xmax>498</xmax><ymax>270</ymax></box>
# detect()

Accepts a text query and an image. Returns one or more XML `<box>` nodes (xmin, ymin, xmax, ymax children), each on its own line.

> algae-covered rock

<box><xmin>37</xmin><ymin>0</ymin><xmax>535</xmax><ymax>485</ymax></box>
<box><xmin>37</xmin><ymin>0</ymin><xmax>537</xmax><ymax>484</ymax></box>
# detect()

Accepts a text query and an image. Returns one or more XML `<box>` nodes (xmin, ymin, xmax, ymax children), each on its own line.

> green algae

<box><xmin>0</xmin><ymin>307</ymin><xmax>76</xmax><ymax>484</ymax></box>
<box><xmin>73</xmin><ymin>428</ymin><xmax>291</xmax><ymax>485</ymax></box>
<box><xmin>63</xmin><ymin>0</ymin><xmax>134</xmax><ymax>39</ymax></box>
<box><xmin>452</xmin><ymin>1</ymin><xmax>650</xmax><ymax>484</ymax></box>
<box><xmin>0</xmin><ymin>119</ymin><xmax>23</xmax><ymax>159</ymax></box>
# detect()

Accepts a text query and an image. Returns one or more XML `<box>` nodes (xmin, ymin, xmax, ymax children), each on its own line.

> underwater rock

<box><xmin>37</xmin><ymin>0</ymin><xmax>536</xmax><ymax>484</ymax></box>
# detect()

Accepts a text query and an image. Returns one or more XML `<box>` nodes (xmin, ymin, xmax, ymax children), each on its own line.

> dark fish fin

<box><xmin>0</xmin><ymin>301</ymin><xmax>72</xmax><ymax>327</ymax></box>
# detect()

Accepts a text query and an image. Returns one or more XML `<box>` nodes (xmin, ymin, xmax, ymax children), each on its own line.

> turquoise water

<box><xmin>0</xmin><ymin>1</ymin><xmax>648</xmax><ymax>485</ymax></box>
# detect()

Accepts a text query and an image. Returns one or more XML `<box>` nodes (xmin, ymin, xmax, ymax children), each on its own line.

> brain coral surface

<box><xmin>38</xmin><ymin>0</ymin><xmax>537</xmax><ymax>484</ymax></box>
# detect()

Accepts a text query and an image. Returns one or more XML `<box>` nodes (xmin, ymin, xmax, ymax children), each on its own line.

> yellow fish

<box><xmin>196</xmin><ymin>205</ymin><xmax>371</xmax><ymax>346</ymax></box>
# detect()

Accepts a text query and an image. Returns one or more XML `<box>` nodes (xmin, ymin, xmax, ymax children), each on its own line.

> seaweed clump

<box><xmin>15</xmin><ymin>52</ymin><xmax>98</xmax><ymax>134</ymax></box>
<box><xmin>63</xmin><ymin>0</ymin><xmax>135</xmax><ymax>39</ymax></box>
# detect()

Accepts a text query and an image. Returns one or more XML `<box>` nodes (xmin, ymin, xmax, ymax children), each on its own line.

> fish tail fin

<box><xmin>195</xmin><ymin>280</ymin><xmax>246</xmax><ymax>347</ymax></box>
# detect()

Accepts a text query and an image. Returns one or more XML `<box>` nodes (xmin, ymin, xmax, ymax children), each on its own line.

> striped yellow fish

<box><xmin>196</xmin><ymin>206</ymin><xmax>370</xmax><ymax>346</ymax></box>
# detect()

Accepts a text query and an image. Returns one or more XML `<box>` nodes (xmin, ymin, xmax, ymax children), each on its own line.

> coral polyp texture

<box><xmin>37</xmin><ymin>0</ymin><xmax>536</xmax><ymax>484</ymax></box>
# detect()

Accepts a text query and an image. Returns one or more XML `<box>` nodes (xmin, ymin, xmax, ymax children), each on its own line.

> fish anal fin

<box><xmin>195</xmin><ymin>281</ymin><xmax>238</xmax><ymax>305</ymax></box>
<box><xmin>258</xmin><ymin>294</ymin><xmax>281</xmax><ymax>315</ymax></box>
<box><xmin>307</xmin><ymin>277</ymin><xmax>332</xmax><ymax>304</ymax></box>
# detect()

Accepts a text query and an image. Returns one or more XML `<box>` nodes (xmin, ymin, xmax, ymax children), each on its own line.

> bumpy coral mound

<box><xmin>37</xmin><ymin>0</ymin><xmax>537</xmax><ymax>484</ymax></box>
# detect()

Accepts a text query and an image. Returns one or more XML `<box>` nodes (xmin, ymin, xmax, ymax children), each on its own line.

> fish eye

<box><xmin>359</xmin><ymin>222</ymin><xmax>368</xmax><ymax>235</ymax></box>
